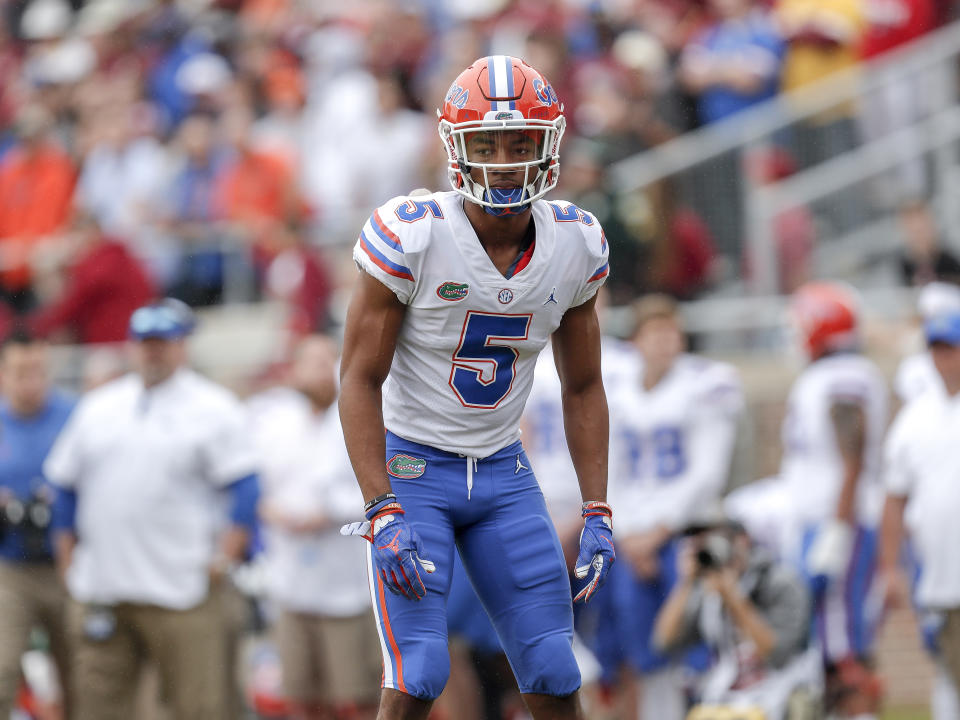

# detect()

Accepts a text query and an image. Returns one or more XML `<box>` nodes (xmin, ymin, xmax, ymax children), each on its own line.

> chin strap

<box><xmin>480</xmin><ymin>187</ymin><xmax>532</xmax><ymax>216</ymax></box>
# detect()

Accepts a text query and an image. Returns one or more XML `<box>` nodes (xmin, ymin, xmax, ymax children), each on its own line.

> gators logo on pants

<box><xmin>387</xmin><ymin>454</ymin><xmax>427</xmax><ymax>479</ymax></box>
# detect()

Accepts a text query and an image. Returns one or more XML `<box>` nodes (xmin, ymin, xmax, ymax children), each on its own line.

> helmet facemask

<box><xmin>438</xmin><ymin>113</ymin><xmax>566</xmax><ymax>215</ymax></box>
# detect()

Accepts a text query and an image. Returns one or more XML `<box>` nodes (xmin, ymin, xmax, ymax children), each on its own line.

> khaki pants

<box><xmin>69</xmin><ymin>585</ymin><xmax>232</xmax><ymax>720</ymax></box>
<box><xmin>0</xmin><ymin>561</ymin><xmax>70</xmax><ymax>719</ymax></box>
<box><xmin>939</xmin><ymin>607</ymin><xmax>960</xmax><ymax>695</ymax></box>
<box><xmin>275</xmin><ymin>609</ymin><xmax>381</xmax><ymax>706</ymax></box>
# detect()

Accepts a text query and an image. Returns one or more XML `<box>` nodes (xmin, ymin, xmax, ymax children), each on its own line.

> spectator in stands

<box><xmin>0</xmin><ymin>104</ymin><xmax>76</xmax><ymax>312</ymax></box>
<box><xmin>678</xmin><ymin>0</ymin><xmax>785</xmax><ymax>256</ymax></box>
<box><xmin>44</xmin><ymin>298</ymin><xmax>261</xmax><ymax>720</ymax></box>
<box><xmin>28</xmin><ymin>213</ymin><xmax>155</xmax><ymax>344</ymax></box>
<box><xmin>858</xmin><ymin>0</ymin><xmax>936</xmax><ymax>207</ymax></box>
<box><xmin>880</xmin><ymin>306</ymin><xmax>960</xmax><ymax>719</ymax></box>
<box><xmin>653</xmin><ymin>514</ymin><xmax>816</xmax><ymax>718</ymax></box>
<box><xmin>678</xmin><ymin>0</ymin><xmax>785</xmax><ymax>126</ymax></box>
<box><xmin>0</xmin><ymin>330</ymin><xmax>75</xmax><ymax>720</ymax></box>
<box><xmin>897</xmin><ymin>198</ymin><xmax>960</xmax><ymax>287</ymax></box>
<box><xmin>215</xmin><ymin>105</ymin><xmax>298</xmax><ymax>266</ymax></box>
<box><xmin>160</xmin><ymin>112</ymin><xmax>229</xmax><ymax>306</ymax></box>
<box><xmin>74</xmin><ymin>100</ymin><xmax>172</xmax><ymax>287</ymax></box>
<box><xmin>250</xmin><ymin>334</ymin><xmax>379</xmax><ymax>720</ymax></box>
<box><xmin>776</xmin><ymin>0</ymin><xmax>866</xmax><ymax>166</ymax></box>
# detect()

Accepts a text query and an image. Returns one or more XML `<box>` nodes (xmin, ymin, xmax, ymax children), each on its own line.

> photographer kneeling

<box><xmin>653</xmin><ymin>515</ymin><xmax>817</xmax><ymax>720</ymax></box>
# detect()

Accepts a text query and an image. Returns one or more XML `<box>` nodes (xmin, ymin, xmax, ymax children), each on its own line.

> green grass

<box><xmin>883</xmin><ymin>706</ymin><xmax>931</xmax><ymax>720</ymax></box>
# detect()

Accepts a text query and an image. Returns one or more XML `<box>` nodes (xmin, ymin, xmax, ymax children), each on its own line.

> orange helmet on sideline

<box><xmin>789</xmin><ymin>282</ymin><xmax>860</xmax><ymax>360</ymax></box>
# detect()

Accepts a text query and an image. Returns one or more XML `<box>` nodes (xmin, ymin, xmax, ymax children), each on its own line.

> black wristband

<box><xmin>364</xmin><ymin>492</ymin><xmax>397</xmax><ymax>513</ymax></box>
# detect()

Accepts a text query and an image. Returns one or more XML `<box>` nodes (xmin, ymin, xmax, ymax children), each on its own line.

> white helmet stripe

<box><xmin>492</xmin><ymin>55</ymin><xmax>511</xmax><ymax>112</ymax></box>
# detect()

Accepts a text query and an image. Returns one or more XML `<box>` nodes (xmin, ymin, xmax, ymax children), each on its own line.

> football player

<box><xmin>603</xmin><ymin>295</ymin><xmax>744</xmax><ymax>719</ymax></box>
<box><xmin>780</xmin><ymin>282</ymin><xmax>889</xmax><ymax>718</ymax></box>
<box><xmin>338</xmin><ymin>56</ymin><xmax>613</xmax><ymax>720</ymax></box>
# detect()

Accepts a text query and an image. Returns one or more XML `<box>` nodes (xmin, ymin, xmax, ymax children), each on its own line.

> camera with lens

<box><xmin>696</xmin><ymin>532</ymin><xmax>733</xmax><ymax>571</ymax></box>
<box><xmin>0</xmin><ymin>482</ymin><xmax>53</xmax><ymax>561</ymax></box>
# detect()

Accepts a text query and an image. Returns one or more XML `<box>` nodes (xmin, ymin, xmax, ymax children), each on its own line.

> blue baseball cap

<box><xmin>925</xmin><ymin>310</ymin><xmax>960</xmax><ymax>346</ymax></box>
<box><xmin>128</xmin><ymin>299</ymin><xmax>196</xmax><ymax>341</ymax></box>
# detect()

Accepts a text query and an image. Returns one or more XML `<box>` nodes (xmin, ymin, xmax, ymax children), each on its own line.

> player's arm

<box><xmin>878</xmin><ymin>492</ymin><xmax>909</xmax><ymax>608</ymax></box>
<box><xmin>553</xmin><ymin>293</ymin><xmax>608</xmax><ymax>505</ymax></box>
<box><xmin>339</xmin><ymin>270</ymin><xmax>406</xmax><ymax>503</ymax></box>
<box><xmin>339</xmin><ymin>271</ymin><xmax>435</xmax><ymax>600</ymax></box>
<box><xmin>830</xmin><ymin>399</ymin><xmax>866</xmax><ymax>524</ymax></box>
<box><xmin>808</xmin><ymin>398</ymin><xmax>866</xmax><ymax>579</ymax></box>
<box><xmin>553</xmin><ymin>293</ymin><xmax>614</xmax><ymax>603</ymax></box>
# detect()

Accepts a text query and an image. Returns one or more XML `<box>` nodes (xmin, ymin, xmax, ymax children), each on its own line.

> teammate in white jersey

<box><xmin>338</xmin><ymin>56</ymin><xmax>614</xmax><ymax>720</ymax></box>
<box><xmin>601</xmin><ymin>295</ymin><xmax>743</xmax><ymax>719</ymax></box>
<box><xmin>780</xmin><ymin>282</ymin><xmax>889</xmax><ymax>718</ymax></box>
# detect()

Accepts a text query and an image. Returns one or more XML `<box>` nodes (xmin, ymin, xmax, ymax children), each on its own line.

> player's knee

<box><xmin>392</xmin><ymin>637</ymin><xmax>450</xmax><ymax>701</ymax></box>
<box><xmin>515</xmin><ymin>633</ymin><xmax>581</xmax><ymax>697</ymax></box>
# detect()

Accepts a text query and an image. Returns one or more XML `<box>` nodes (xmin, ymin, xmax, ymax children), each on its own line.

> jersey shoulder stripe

<box><xmin>358</xmin><ymin>230</ymin><xmax>414</xmax><ymax>281</ymax></box>
<box><xmin>371</xmin><ymin>209</ymin><xmax>403</xmax><ymax>251</ymax></box>
<box><xmin>588</xmin><ymin>262</ymin><xmax>609</xmax><ymax>283</ymax></box>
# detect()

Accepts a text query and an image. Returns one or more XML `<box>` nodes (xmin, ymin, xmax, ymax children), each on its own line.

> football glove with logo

<box><xmin>340</xmin><ymin>497</ymin><xmax>435</xmax><ymax>600</ymax></box>
<box><xmin>573</xmin><ymin>501</ymin><xmax>615</xmax><ymax>604</ymax></box>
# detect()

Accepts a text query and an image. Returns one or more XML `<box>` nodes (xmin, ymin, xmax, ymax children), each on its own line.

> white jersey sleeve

<box><xmin>563</xmin><ymin>203</ymin><xmax>609</xmax><ymax>307</ymax></box>
<box><xmin>44</xmin><ymin>397</ymin><xmax>91</xmax><ymax>489</ymax></box>
<box><xmin>352</xmin><ymin>196</ymin><xmax>431</xmax><ymax>304</ymax></box>
<box><xmin>883</xmin><ymin>403</ymin><xmax>918</xmax><ymax>497</ymax></box>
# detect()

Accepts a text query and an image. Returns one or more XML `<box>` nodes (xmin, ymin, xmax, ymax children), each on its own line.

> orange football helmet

<box><xmin>438</xmin><ymin>56</ymin><xmax>566</xmax><ymax>214</ymax></box>
<box><xmin>789</xmin><ymin>282</ymin><xmax>860</xmax><ymax>360</ymax></box>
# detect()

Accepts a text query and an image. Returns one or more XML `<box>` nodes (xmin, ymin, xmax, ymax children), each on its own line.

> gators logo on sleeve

<box><xmin>387</xmin><ymin>454</ymin><xmax>428</xmax><ymax>478</ymax></box>
<box><xmin>436</xmin><ymin>282</ymin><xmax>469</xmax><ymax>301</ymax></box>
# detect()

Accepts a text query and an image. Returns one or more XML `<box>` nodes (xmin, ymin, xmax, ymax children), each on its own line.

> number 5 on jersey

<box><xmin>450</xmin><ymin>312</ymin><xmax>531</xmax><ymax>408</ymax></box>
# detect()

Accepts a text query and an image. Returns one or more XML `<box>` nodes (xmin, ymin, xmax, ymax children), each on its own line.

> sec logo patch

<box><xmin>498</xmin><ymin>288</ymin><xmax>514</xmax><ymax>304</ymax></box>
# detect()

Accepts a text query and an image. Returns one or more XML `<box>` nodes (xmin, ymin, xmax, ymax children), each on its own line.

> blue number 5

<box><xmin>450</xmin><ymin>312</ymin><xmax>531</xmax><ymax>408</ymax></box>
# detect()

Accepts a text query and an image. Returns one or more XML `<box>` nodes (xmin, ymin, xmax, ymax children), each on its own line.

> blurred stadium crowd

<box><xmin>3</xmin><ymin>0</ymin><xmax>960</xmax><ymax>719</ymax></box>
<box><xmin>0</xmin><ymin>0</ymin><xmax>955</xmax><ymax>340</ymax></box>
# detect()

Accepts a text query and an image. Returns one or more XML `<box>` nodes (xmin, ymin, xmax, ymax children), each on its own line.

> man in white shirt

<box><xmin>881</xmin><ymin>307</ymin><xmax>960</xmax><ymax>719</ymax></box>
<box><xmin>250</xmin><ymin>334</ymin><xmax>380</xmax><ymax>720</ymax></box>
<box><xmin>44</xmin><ymin>298</ymin><xmax>261</xmax><ymax>720</ymax></box>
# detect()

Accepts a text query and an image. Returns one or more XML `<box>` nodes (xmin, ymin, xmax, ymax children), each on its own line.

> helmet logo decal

<box><xmin>495</xmin><ymin>111</ymin><xmax>513</xmax><ymax>120</ymax></box>
<box><xmin>436</xmin><ymin>282</ymin><xmax>470</xmax><ymax>301</ymax></box>
<box><xmin>533</xmin><ymin>78</ymin><xmax>559</xmax><ymax>106</ymax></box>
<box><xmin>498</xmin><ymin>289</ymin><xmax>514</xmax><ymax>304</ymax></box>
<box><xmin>445</xmin><ymin>83</ymin><xmax>469</xmax><ymax>110</ymax></box>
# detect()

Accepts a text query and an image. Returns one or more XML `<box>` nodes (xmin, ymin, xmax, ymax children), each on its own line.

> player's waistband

<box><xmin>385</xmin><ymin>430</ymin><xmax>523</xmax><ymax>463</ymax></box>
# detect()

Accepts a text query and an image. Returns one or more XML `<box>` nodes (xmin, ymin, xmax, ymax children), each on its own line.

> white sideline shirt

<box><xmin>885</xmin><ymin>388</ymin><xmax>960</xmax><ymax>608</ymax></box>
<box><xmin>44</xmin><ymin>369</ymin><xmax>258</xmax><ymax>610</ymax></box>
<box><xmin>248</xmin><ymin>388</ymin><xmax>369</xmax><ymax>617</ymax></box>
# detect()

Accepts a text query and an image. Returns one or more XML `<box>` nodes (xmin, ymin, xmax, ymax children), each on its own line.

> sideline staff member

<box><xmin>45</xmin><ymin>299</ymin><xmax>260</xmax><ymax>720</ymax></box>
<box><xmin>0</xmin><ymin>329</ymin><xmax>75</xmax><ymax>718</ymax></box>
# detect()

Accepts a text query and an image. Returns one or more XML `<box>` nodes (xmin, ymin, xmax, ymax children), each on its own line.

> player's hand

<box><xmin>806</xmin><ymin>518</ymin><xmax>854</xmax><ymax>580</ymax></box>
<box><xmin>341</xmin><ymin>499</ymin><xmax>435</xmax><ymax>600</ymax></box>
<box><xmin>878</xmin><ymin>566</ymin><xmax>910</xmax><ymax>611</ymax></box>
<box><xmin>573</xmin><ymin>501</ymin><xmax>615</xmax><ymax>604</ymax></box>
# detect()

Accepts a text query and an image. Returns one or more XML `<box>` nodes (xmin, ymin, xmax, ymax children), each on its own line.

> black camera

<box><xmin>0</xmin><ymin>483</ymin><xmax>53</xmax><ymax>561</ymax></box>
<box><xmin>696</xmin><ymin>532</ymin><xmax>732</xmax><ymax>570</ymax></box>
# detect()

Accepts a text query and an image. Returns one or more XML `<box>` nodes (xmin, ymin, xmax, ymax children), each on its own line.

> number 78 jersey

<box><xmin>353</xmin><ymin>190</ymin><xmax>609</xmax><ymax>458</ymax></box>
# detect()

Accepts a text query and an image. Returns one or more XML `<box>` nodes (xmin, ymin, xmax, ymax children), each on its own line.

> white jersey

<box><xmin>885</xmin><ymin>389</ymin><xmax>960</xmax><ymax>607</ymax></box>
<box><xmin>44</xmin><ymin>369</ymin><xmax>258</xmax><ymax>609</ymax></box>
<box><xmin>894</xmin><ymin>351</ymin><xmax>942</xmax><ymax>403</ymax></box>
<box><xmin>353</xmin><ymin>190</ymin><xmax>609</xmax><ymax>458</ymax></box>
<box><xmin>607</xmin><ymin>354</ymin><xmax>743</xmax><ymax>536</ymax></box>
<box><xmin>522</xmin><ymin>337</ymin><xmax>636</xmax><ymax>526</ymax></box>
<box><xmin>247</xmin><ymin>388</ymin><xmax>369</xmax><ymax>617</ymax></box>
<box><xmin>779</xmin><ymin>354</ymin><xmax>888</xmax><ymax>527</ymax></box>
